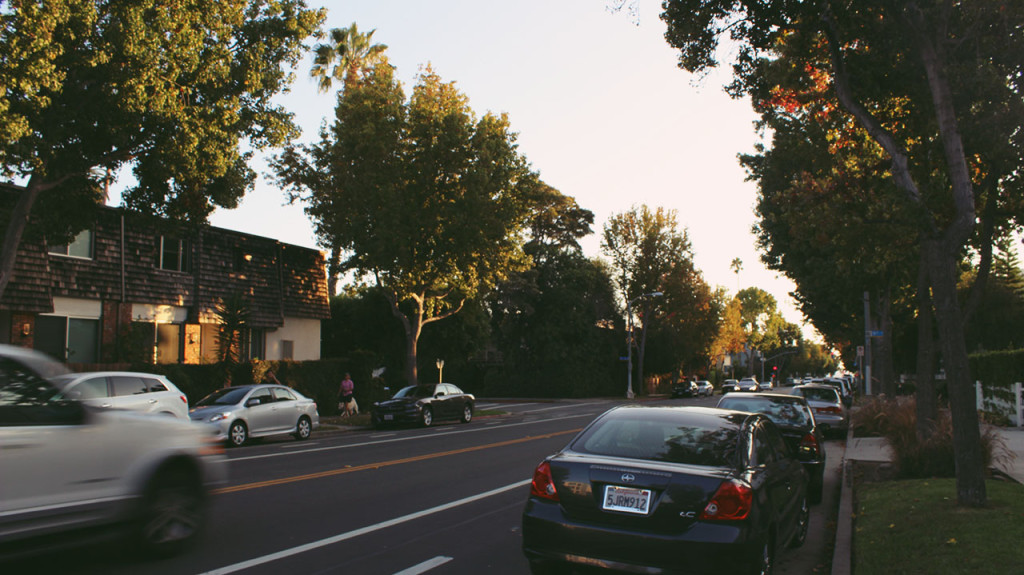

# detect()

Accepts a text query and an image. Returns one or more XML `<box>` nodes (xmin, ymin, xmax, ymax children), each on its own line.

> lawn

<box><xmin>854</xmin><ymin>478</ymin><xmax>1024</xmax><ymax>574</ymax></box>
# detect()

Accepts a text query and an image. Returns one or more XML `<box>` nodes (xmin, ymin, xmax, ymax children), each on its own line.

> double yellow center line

<box><xmin>214</xmin><ymin>428</ymin><xmax>581</xmax><ymax>495</ymax></box>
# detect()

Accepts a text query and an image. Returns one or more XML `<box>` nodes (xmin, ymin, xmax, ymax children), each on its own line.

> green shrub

<box><xmin>854</xmin><ymin>396</ymin><xmax>1012</xmax><ymax>479</ymax></box>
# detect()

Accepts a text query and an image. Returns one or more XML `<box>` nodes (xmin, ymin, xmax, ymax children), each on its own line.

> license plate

<box><xmin>384</xmin><ymin>414</ymin><xmax>393</xmax><ymax>421</ymax></box>
<box><xmin>602</xmin><ymin>485</ymin><xmax>651</xmax><ymax>515</ymax></box>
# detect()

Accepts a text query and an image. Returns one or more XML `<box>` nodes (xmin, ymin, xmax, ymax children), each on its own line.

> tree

<box><xmin>306</xmin><ymin>22</ymin><xmax>388</xmax><ymax>294</ymax></box>
<box><xmin>661</xmin><ymin>0</ymin><xmax>1024</xmax><ymax>506</ymax></box>
<box><xmin>274</xmin><ymin>64</ymin><xmax>537</xmax><ymax>386</ymax></box>
<box><xmin>601</xmin><ymin>205</ymin><xmax>693</xmax><ymax>394</ymax></box>
<box><xmin>0</xmin><ymin>1</ymin><xmax>324</xmax><ymax>301</ymax></box>
<box><xmin>730</xmin><ymin>257</ymin><xmax>742</xmax><ymax>290</ymax></box>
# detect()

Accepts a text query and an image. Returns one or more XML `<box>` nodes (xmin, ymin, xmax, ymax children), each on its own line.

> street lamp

<box><xmin>626</xmin><ymin>291</ymin><xmax>663</xmax><ymax>399</ymax></box>
<box><xmin>436</xmin><ymin>359</ymin><xmax>444</xmax><ymax>383</ymax></box>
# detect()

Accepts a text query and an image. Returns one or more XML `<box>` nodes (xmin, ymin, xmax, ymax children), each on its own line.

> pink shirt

<box><xmin>341</xmin><ymin>378</ymin><xmax>354</xmax><ymax>395</ymax></box>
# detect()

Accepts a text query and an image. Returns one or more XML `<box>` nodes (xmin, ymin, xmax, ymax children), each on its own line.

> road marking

<box><xmin>228</xmin><ymin>415</ymin><xmax>594</xmax><ymax>463</ymax></box>
<box><xmin>393</xmin><ymin>556</ymin><xmax>454</xmax><ymax>575</ymax></box>
<box><xmin>197</xmin><ymin>480</ymin><xmax>530</xmax><ymax>575</ymax></box>
<box><xmin>214</xmin><ymin>428</ymin><xmax>580</xmax><ymax>494</ymax></box>
<box><xmin>521</xmin><ymin>401</ymin><xmax>608</xmax><ymax>414</ymax></box>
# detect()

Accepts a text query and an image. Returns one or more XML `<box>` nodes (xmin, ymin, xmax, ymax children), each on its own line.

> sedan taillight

<box><xmin>530</xmin><ymin>461</ymin><xmax>559</xmax><ymax>502</ymax></box>
<box><xmin>800</xmin><ymin>433</ymin><xmax>820</xmax><ymax>456</ymax></box>
<box><xmin>699</xmin><ymin>479</ymin><xmax>752</xmax><ymax>521</ymax></box>
<box><xmin>816</xmin><ymin>406</ymin><xmax>842</xmax><ymax>415</ymax></box>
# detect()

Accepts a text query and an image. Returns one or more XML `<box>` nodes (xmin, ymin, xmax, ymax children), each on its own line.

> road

<box><xmin>9</xmin><ymin>393</ymin><xmax>844</xmax><ymax>574</ymax></box>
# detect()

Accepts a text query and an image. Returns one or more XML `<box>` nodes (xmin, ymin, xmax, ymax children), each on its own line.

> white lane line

<box><xmin>228</xmin><ymin>415</ymin><xmax>594</xmax><ymax>463</ymax></box>
<box><xmin>196</xmin><ymin>479</ymin><xmax>530</xmax><ymax>575</ymax></box>
<box><xmin>393</xmin><ymin>556</ymin><xmax>453</xmax><ymax>575</ymax></box>
<box><xmin>521</xmin><ymin>401</ymin><xmax>608</xmax><ymax>414</ymax></box>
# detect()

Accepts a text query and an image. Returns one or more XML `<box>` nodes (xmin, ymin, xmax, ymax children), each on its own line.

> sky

<box><xmin>164</xmin><ymin>0</ymin><xmax>812</xmax><ymax>333</ymax></box>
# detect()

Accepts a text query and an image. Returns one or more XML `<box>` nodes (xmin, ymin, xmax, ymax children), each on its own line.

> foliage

<box><xmin>273</xmin><ymin>61</ymin><xmax>538</xmax><ymax>385</ymax></box>
<box><xmin>213</xmin><ymin>292</ymin><xmax>251</xmax><ymax>365</ymax></box>
<box><xmin>852</xmin><ymin>396</ymin><xmax>1011</xmax><ymax>478</ymax></box>
<box><xmin>969</xmin><ymin>349</ymin><xmax>1024</xmax><ymax>389</ymax></box>
<box><xmin>855</xmin><ymin>479</ymin><xmax>1024</xmax><ymax>575</ymax></box>
<box><xmin>0</xmin><ymin>0</ymin><xmax>324</xmax><ymax>298</ymax></box>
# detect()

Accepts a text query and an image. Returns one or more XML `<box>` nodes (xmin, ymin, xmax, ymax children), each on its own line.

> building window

<box><xmin>247</xmin><ymin>328</ymin><xmax>265</xmax><ymax>361</ymax></box>
<box><xmin>158</xmin><ymin>236</ymin><xmax>190</xmax><ymax>272</ymax></box>
<box><xmin>48</xmin><ymin>229</ymin><xmax>93</xmax><ymax>259</ymax></box>
<box><xmin>281</xmin><ymin>340</ymin><xmax>294</xmax><ymax>360</ymax></box>
<box><xmin>156</xmin><ymin>323</ymin><xmax>181</xmax><ymax>364</ymax></box>
<box><xmin>34</xmin><ymin>316</ymin><xmax>99</xmax><ymax>364</ymax></box>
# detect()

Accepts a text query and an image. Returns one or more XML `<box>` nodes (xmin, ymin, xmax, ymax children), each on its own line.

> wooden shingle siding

<box><xmin>1</xmin><ymin>196</ymin><xmax>329</xmax><ymax>333</ymax></box>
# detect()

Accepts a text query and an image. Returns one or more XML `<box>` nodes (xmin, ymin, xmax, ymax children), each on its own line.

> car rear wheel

<box><xmin>293</xmin><ymin>416</ymin><xmax>312</xmax><ymax>440</ymax></box>
<box><xmin>228</xmin><ymin>421</ymin><xmax>248</xmax><ymax>447</ymax></box>
<box><xmin>788</xmin><ymin>496</ymin><xmax>810</xmax><ymax>548</ymax></box>
<box><xmin>421</xmin><ymin>407</ymin><xmax>433</xmax><ymax>427</ymax></box>
<box><xmin>135</xmin><ymin>466</ymin><xmax>205</xmax><ymax>557</ymax></box>
<box><xmin>460</xmin><ymin>404</ymin><xmax>473</xmax><ymax>423</ymax></box>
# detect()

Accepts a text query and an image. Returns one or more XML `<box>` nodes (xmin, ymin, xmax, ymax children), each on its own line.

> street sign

<box><xmin>857</xmin><ymin>345</ymin><xmax>864</xmax><ymax>357</ymax></box>
<box><xmin>869</xmin><ymin>330</ymin><xmax>884</xmax><ymax>337</ymax></box>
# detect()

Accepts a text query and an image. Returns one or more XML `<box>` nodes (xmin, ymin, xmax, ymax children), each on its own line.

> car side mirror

<box><xmin>246</xmin><ymin>398</ymin><xmax>261</xmax><ymax>407</ymax></box>
<box><xmin>435</xmin><ymin>392</ymin><xmax>445</xmax><ymax>397</ymax></box>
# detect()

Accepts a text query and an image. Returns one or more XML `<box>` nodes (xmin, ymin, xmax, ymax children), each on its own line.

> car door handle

<box><xmin>148</xmin><ymin>399</ymin><xmax>158</xmax><ymax>404</ymax></box>
<box><xmin>100</xmin><ymin>403</ymin><xmax>112</xmax><ymax>408</ymax></box>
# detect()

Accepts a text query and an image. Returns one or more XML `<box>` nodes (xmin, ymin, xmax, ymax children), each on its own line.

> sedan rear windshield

<box><xmin>571</xmin><ymin>410</ymin><xmax>740</xmax><ymax>467</ymax></box>
<box><xmin>796</xmin><ymin>387</ymin><xmax>841</xmax><ymax>403</ymax></box>
<box><xmin>718</xmin><ymin>396</ymin><xmax>811</xmax><ymax>428</ymax></box>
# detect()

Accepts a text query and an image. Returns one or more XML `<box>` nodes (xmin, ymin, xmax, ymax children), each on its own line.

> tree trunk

<box><xmin>925</xmin><ymin>240</ymin><xmax>987</xmax><ymax>507</ymax></box>
<box><xmin>877</xmin><ymin>289</ymin><xmax>897</xmax><ymax>396</ymax></box>
<box><xmin>915</xmin><ymin>254</ymin><xmax>939</xmax><ymax>439</ymax></box>
<box><xmin>327</xmin><ymin>246</ymin><xmax>341</xmax><ymax>296</ymax></box>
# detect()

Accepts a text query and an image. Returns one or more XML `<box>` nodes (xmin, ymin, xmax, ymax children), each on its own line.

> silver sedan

<box><xmin>190</xmin><ymin>384</ymin><xmax>320</xmax><ymax>447</ymax></box>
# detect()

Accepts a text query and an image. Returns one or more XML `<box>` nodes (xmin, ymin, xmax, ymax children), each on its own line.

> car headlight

<box><xmin>209</xmin><ymin>412</ymin><xmax>231</xmax><ymax>422</ymax></box>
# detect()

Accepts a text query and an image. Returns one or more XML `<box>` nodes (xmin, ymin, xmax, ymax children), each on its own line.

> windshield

<box><xmin>571</xmin><ymin>409</ymin><xmax>740</xmax><ymax>467</ymax></box>
<box><xmin>393</xmin><ymin>385</ymin><xmax>434</xmax><ymax>399</ymax></box>
<box><xmin>196</xmin><ymin>387</ymin><xmax>250</xmax><ymax>407</ymax></box>
<box><xmin>796</xmin><ymin>387</ymin><xmax>841</xmax><ymax>403</ymax></box>
<box><xmin>718</xmin><ymin>396</ymin><xmax>811</xmax><ymax>428</ymax></box>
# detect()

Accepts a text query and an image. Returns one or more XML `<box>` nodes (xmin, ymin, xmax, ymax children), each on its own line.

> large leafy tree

<box><xmin>306</xmin><ymin>22</ymin><xmax>387</xmax><ymax>294</ymax></box>
<box><xmin>274</xmin><ymin>63</ymin><xmax>537</xmax><ymax>386</ymax></box>
<box><xmin>0</xmin><ymin>0</ymin><xmax>324</xmax><ymax>300</ymax></box>
<box><xmin>601</xmin><ymin>205</ymin><xmax>694</xmax><ymax>394</ymax></box>
<box><xmin>489</xmin><ymin>186</ymin><xmax>620</xmax><ymax>397</ymax></box>
<box><xmin>661</xmin><ymin>0</ymin><xmax>1024</xmax><ymax>507</ymax></box>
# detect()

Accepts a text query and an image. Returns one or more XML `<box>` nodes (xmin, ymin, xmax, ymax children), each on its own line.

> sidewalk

<box><xmin>831</xmin><ymin>426</ymin><xmax>1024</xmax><ymax>575</ymax></box>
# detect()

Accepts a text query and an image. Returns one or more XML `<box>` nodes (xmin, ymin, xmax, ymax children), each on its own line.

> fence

<box><xmin>976</xmin><ymin>381</ymin><xmax>1024</xmax><ymax>428</ymax></box>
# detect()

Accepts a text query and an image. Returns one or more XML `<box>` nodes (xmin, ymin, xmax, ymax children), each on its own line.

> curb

<box><xmin>831</xmin><ymin>425</ymin><xmax>855</xmax><ymax>575</ymax></box>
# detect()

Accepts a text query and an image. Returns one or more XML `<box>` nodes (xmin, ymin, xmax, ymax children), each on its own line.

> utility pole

<box><xmin>863</xmin><ymin>291</ymin><xmax>873</xmax><ymax>395</ymax></box>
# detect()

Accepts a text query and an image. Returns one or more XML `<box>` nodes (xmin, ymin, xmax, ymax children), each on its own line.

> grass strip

<box><xmin>854</xmin><ymin>478</ymin><xmax>1024</xmax><ymax>574</ymax></box>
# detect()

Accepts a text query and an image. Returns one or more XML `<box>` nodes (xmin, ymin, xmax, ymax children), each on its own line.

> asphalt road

<box><xmin>9</xmin><ymin>392</ymin><xmax>844</xmax><ymax>574</ymax></box>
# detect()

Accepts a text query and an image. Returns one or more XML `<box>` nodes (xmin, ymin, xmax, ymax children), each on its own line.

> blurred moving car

<box><xmin>721</xmin><ymin>379</ymin><xmax>741</xmax><ymax>394</ymax></box>
<box><xmin>737</xmin><ymin>377</ymin><xmax>760</xmax><ymax>392</ymax></box>
<box><xmin>716</xmin><ymin>393</ymin><xmax>827</xmax><ymax>504</ymax></box>
<box><xmin>670</xmin><ymin>380</ymin><xmax>698</xmax><ymax>398</ymax></box>
<box><xmin>51</xmin><ymin>371</ymin><xmax>189</xmax><ymax>420</ymax></box>
<box><xmin>371</xmin><ymin>383</ymin><xmax>474</xmax><ymax>428</ymax></box>
<box><xmin>694</xmin><ymin>380</ymin><xmax>714</xmax><ymax>397</ymax></box>
<box><xmin>790</xmin><ymin>384</ymin><xmax>848</xmax><ymax>438</ymax></box>
<box><xmin>189</xmin><ymin>384</ymin><xmax>320</xmax><ymax>447</ymax></box>
<box><xmin>0</xmin><ymin>345</ymin><xmax>226</xmax><ymax>558</ymax></box>
<box><xmin>522</xmin><ymin>405</ymin><xmax>809</xmax><ymax>574</ymax></box>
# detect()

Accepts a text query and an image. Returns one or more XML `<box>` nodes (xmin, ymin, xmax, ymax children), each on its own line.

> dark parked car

<box><xmin>671</xmin><ymin>380</ymin><xmax>698</xmax><ymax>398</ymax></box>
<box><xmin>371</xmin><ymin>383</ymin><xmax>474</xmax><ymax>428</ymax></box>
<box><xmin>716</xmin><ymin>393</ymin><xmax>827</xmax><ymax>504</ymax></box>
<box><xmin>522</xmin><ymin>405</ymin><xmax>809</xmax><ymax>574</ymax></box>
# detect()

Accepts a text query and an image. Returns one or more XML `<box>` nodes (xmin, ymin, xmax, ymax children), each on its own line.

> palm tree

<box><xmin>310</xmin><ymin>22</ymin><xmax>388</xmax><ymax>93</ymax></box>
<box><xmin>730</xmin><ymin>257</ymin><xmax>743</xmax><ymax>291</ymax></box>
<box><xmin>309</xmin><ymin>23</ymin><xmax>389</xmax><ymax>294</ymax></box>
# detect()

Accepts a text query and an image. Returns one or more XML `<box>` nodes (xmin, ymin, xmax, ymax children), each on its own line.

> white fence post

<box><xmin>976</xmin><ymin>381</ymin><xmax>984</xmax><ymax>412</ymax></box>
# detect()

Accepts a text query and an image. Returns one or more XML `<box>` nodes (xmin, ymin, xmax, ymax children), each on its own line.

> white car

<box><xmin>51</xmin><ymin>371</ymin><xmax>190</xmax><ymax>420</ymax></box>
<box><xmin>0</xmin><ymin>345</ymin><xmax>227</xmax><ymax>558</ymax></box>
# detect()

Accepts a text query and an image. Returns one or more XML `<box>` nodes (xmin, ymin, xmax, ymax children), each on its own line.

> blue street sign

<box><xmin>869</xmin><ymin>330</ymin><xmax>884</xmax><ymax>337</ymax></box>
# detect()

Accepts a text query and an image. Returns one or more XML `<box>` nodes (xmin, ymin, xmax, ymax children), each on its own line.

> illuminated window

<box><xmin>48</xmin><ymin>230</ymin><xmax>93</xmax><ymax>259</ymax></box>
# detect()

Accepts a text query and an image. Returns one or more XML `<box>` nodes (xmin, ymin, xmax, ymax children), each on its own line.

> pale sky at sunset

<box><xmin>143</xmin><ymin>0</ymin><xmax>813</xmax><ymax>333</ymax></box>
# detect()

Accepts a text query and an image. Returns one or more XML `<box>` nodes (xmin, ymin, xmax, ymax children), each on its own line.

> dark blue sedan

<box><xmin>522</xmin><ymin>406</ymin><xmax>809</xmax><ymax>574</ymax></box>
